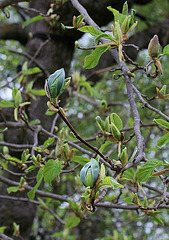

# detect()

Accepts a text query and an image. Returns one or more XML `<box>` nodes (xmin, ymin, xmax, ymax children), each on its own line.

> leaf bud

<box><xmin>80</xmin><ymin>159</ymin><xmax>100</xmax><ymax>188</ymax></box>
<box><xmin>148</xmin><ymin>35</ymin><xmax>159</xmax><ymax>59</ymax></box>
<box><xmin>45</xmin><ymin>68</ymin><xmax>65</xmax><ymax>99</ymax></box>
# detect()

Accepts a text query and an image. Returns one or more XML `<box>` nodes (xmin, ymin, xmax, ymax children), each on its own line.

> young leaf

<box><xmin>99</xmin><ymin>176</ymin><xmax>123</xmax><ymax>189</ymax></box>
<box><xmin>79</xmin><ymin>26</ymin><xmax>103</xmax><ymax>37</ymax></box>
<box><xmin>30</xmin><ymin>89</ymin><xmax>46</xmax><ymax>96</ymax></box>
<box><xmin>22</xmin><ymin>15</ymin><xmax>44</xmax><ymax>28</ymax></box>
<box><xmin>7</xmin><ymin>186</ymin><xmax>20</xmax><ymax>194</ymax></box>
<box><xmin>85</xmin><ymin>46</ymin><xmax>111</xmax><ymax>69</ymax></box>
<box><xmin>99</xmin><ymin>140</ymin><xmax>112</xmax><ymax>153</ymax></box>
<box><xmin>43</xmin><ymin>137</ymin><xmax>55</xmax><ymax>149</ymax></box>
<box><xmin>28</xmin><ymin>169</ymin><xmax>44</xmax><ymax>200</ymax></box>
<box><xmin>137</xmin><ymin>159</ymin><xmax>161</xmax><ymax>184</ymax></box>
<box><xmin>14</xmin><ymin>90</ymin><xmax>22</xmax><ymax>108</ymax></box>
<box><xmin>96</xmin><ymin>116</ymin><xmax>105</xmax><ymax>133</ymax></box>
<box><xmin>114</xmin><ymin>21</ymin><xmax>122</xmax><ymax>43</ymax></box>
<box><xmin>0</xmin><ymin>226</ymin><xmax>7</xmax><ymax>233</ymax></box>
<box><xmin>163</xmin><ymin>44</ymin><xmax>169</xmax><ymax>55</ymax></box>
<box><xmin>110</xmin><ymin>113</ymin><xmax>123</xmax><ymax>131</ymax></box>
<box><xmin>71</xmin><ymin>156</ymin><xmax>90</xmax><ymax>165</ymax></box>
<box><xmin>110</xmin><ymin>122</ymin><xmax>121</xmax><ymax>141</ymax></box>
<box><xmin>154</xmin><ymin>119</ymin><xmax>169</xmax><ymax>129</ymax></box>
<box><xmin>22</xmin><ymin>67</ymin><xmax>41</xmax><ymax>75</ymax></box>
<box><xmin>122</xmin><ymin>1</ymin><xmax>128</xmax><ymax>16</ymax></box>
<box><xmin>44</xmin><ymin>160</ymin><xmax>62</xmax><ymax>185</ymax></box>
<box><xmin>0</xmin><ymin>100</ymin><xmax>14</xmax><ymax>108</ymax></box>
<box><xmin>122</xmin><ymin>168</ymin><xmax>135</xmax><ymax>180</ymax></box>
<box><xmin>157</xmin><ymin>133</ymin><xmax>169</xmax><ymax>147</ymax></box>
<box><xmin>65</xmin><ymin>216</ymin><xmax>80</xmax><ymax>229</ymax></box>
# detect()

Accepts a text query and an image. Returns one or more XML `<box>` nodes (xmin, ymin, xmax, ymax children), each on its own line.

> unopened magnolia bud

<box><xmin>148</xmin><ymin>35</ymin><xmax>159</xmax><ymax>59</ymax></box>
<box><xmin>80</xmin><ymin>159</ymin><xmax>100</xmax><ymax>188</ymax></box>
<box><xmin>45</xmin><ymin>68</ymin><xmax>65</xmax><ymax>99</ymax></box>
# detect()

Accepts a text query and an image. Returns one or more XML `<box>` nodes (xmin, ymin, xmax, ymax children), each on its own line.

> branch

<box><xmin>0</xmin><ymin>0</ymin><xmax>30</xmax><ymax>9</ymax></box>
<box><xmin>132</xmin><ymin>84</ymin><xmax>169</xmax><ymax>122</ymax></box>
<box><xmin>96</xmin><ymin>202</ymin><xmax>169</xmax><ymax>210</ymax></box>
<box><xmin>0</xmin><ymin>175</ymin><xmax>68</xmax><ymax>202</ymax></box>
<box><xmin>55</xmin><ymin>104</ymin><xmax>117</xmax><ymax>170</ymax></box>
<box><xmin>71</xmin><ymin>0</ymin><xmax>144</xmax><ymax>167</ymax></box>
<box><xmin>0</xmin><ymin>233</ymin><xmax>14</xmax><ymax>240</ymax></box>
<box><xmin>0</xmin><ymin>22</ymin><xmax>28</xmax><ymax>45</ymax></box>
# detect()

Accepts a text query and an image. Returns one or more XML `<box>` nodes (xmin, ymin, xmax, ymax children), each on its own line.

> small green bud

<box><xmin>120</xmin><ymin>147</ymin><xmax>128</xmax><ymax>167</ymax></box>
<box><xmin>110</xmin><ymin>122</ymin><xmax>121</xmax><ymax>141</ymax></box>
<box><xmin>45</xmin><ymin>68</ymin><xmax>65</xmax><ymax>99</ymax></box>
<box><xmin>96</xmin><ymin>116</ymin><xmax>105</xmax><ymax>133</ymax></box>
<box><xmin>80</xmin><ymin>159</ymin><xmax>100</xmax><ymax>188</ymax></box>
<box><xmin>100</xmin><ymin>100</ymin><xmax>107</xmax><ymax>111</ymax></box>
<box><xmin>148</xmin><ymin>35</ymin><xmax>159</xmax><ymax>59</ymax></box>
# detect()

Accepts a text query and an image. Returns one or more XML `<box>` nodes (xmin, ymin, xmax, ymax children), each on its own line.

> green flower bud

<box><xmin>45</xmin><ymin>68</ymin><xmax>65</xmax><ymax>99</ymax></box>
<box><xmin>148</xmin><ymin>35</ymin><xmax>159</xmax><ymax>59</ymax></box>
<box><xmin>80</xmin><ymin>159</ymin><xmax>100</xmax><ymax>188</ymax></box>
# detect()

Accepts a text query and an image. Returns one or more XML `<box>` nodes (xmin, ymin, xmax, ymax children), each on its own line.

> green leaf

<box><xmin>110</xmin><ymin>113</ymin><xmax>123</xmax><ymax>131</ymax></box>
<box><xmin>80</xmin><ymin>81</ymin><xmax>93</xmax><ymax>96</ymax></box>
<box><xmin>99</xmin><ymin>140</ymin><xmax>112</xmax><ymax>153</ymax></box>
<box><xmin>157</xmin><ymin>133</ymin><xmax>169</xmax><ymax>147</ymax></box>
<box><xmin>15</xmin><ymin>90</ymin><xmax>22</xmax><ymax>107</ymax></box>
<box><xmin>0</xmin><ymin>226</ymin><xmax>7</xmax><ymax>233</ymax></box>
<box><xmin>22</xmin><ymin>15</ymin><xmax>44</xmax><ymax>28</ymax></box>
<box><xmin>44</xmin><ymin>160</ymin><xmax>62</xmax><ymax>185</ymax></box>
<box><xmin>96</xmin><ymin>116</ymin><xmax>105</xmax><ymax>132</ymax></box>
<box><xmin>71</xmin><ymin>156</ymin><xmax>90</xmax><ymax>165</ymax></box>
<box><xmin>79</xmin><ymin>26</ymin><xmax>103</xmax><ymax>37</ymax></box>
<box><xmin>22</xmin><ymin>67</ymin><xmax>41</xmax><ymax>75</ymax></box>
<box><xmin>107</xmin><ymin>6</ymin><xmax>118</xmax><ymax>17</ymax></box>
<box><xmin>122</xmin><ymin>1</ymin><xmax>128</xmax><ymax>15</ymax></box>
<box><xmin>99</xmin><ymin>177</ymin><xmax>123</xmax><ymax>189</ymax></box>
<box><xmin>76</xmin><ymin>14</ymin><xmax>85</xmax><ymax>27</ymax></box>
<box><xmin>29</xmin><ymin>119</ymin><xmax>41</xmax><ymax>125</ymax></box>
<box><xmin>0</xmin><ymin>100</ymin><xmax>14</xmax><ymax>108</ymax></box>
<box><xmin>30</xmin><ymin>89</ymin><xmax>46</xmax><ymax>96</ymax></box>
<box><xmin>8</xmin><ymin>156</ymin><xmax>20</xmax><ymax>163</ymax></box>
<box><xmin>51</xmin><ymin>232</ymin><xmax>63</xmax><ymax>237</ymax></box>
<box><xmin>65</xmin><ymin>216</ymin><xmax>80</xmax><ymax>229</ymax></box>
<box><xmin>163</xmin><ymin>44</ymin><xmax>169</xmax><ymax>55</ymax></box>
<box><xmin>43</xmin><ymin>137</ymin><xmax>55</xmax><ymax>149</ymax></box>
<box><xmin>61</xmin><ymin>23</ymin><xmax>74</xmax><ymax>30</ymax></box>
<box><xmin>154</xmin><ymin>119</ymin><xmax>169</xmax><ymax>129</ymax></box>
<box><xmin>28</xmin><ymin>169</ymin><xmax>44</xmax><ymax>200</ymax></box>
<box><xmin>12</xmin><ymin>88</ymin><xmax>18</xmax><ymax>100</ymax></box>
<box><xmin>27</xmin><ymin>165</ymin><xmax>37</xmax><ymax>172</ymax></box>
<box><xmin>114</xmin><ymin>21</ymin><xmax>122</xmax><ymax>43</ymax></box>
<box><xmin>137</xmin><ymin>159</ymin><xmax>161</xmax><ymax>184</ymax></box>
<box><xmin>7</xmin><ymin>186</ymin><xmax>20</xmax><ymax>194</ymax></box>
<box><xmin>153</xmin><ymin>216</ymin><xmax>164</xmax><ymax>226</ymax></box>
<box><xmin>123</xmin><ymin>168</ymin><xmax>135</xmax><ymax>180</ymax></box>
<box><xmin>94</xmin><ymin>33</ymin><xmax>115</xmax><ymax>44</ymax></box>
<box><xmin>110</xmin><ymin>122</ymin><xmax>121</xmax><ymax>141</ymax></box>
<box><xmin>85</xmin><ymin>46</ymin><xmax>111</xmax><ymax>69</ymax></box>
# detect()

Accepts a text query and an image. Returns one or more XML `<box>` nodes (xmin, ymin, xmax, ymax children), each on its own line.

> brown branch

<box><xmin>55</xmin><ymin>104</ymin><xmax>118</xmax><ymax>170</ymax></box>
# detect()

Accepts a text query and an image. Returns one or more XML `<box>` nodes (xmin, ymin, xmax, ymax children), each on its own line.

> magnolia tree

<box><xmin>1</xmin><ymin>0</ymin><xmax>169</xmax><ymax>239</ymax></box>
